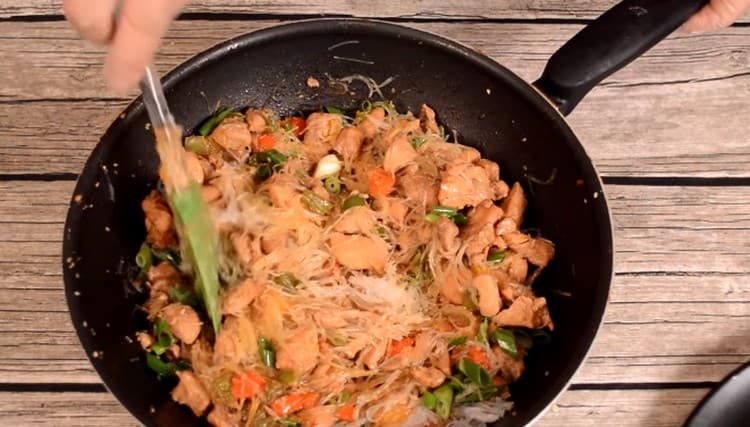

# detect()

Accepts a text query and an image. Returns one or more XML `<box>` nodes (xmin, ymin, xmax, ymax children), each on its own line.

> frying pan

<box><xmin>63</xmin><ymin>0</ymin><xmax>708</xmax><ymax>425</ymax></box>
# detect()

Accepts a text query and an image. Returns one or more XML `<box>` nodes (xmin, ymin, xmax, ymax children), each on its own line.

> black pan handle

<box><xmin>533</xmin><ymin>0</ymin><xmax>709</xmax><ymax>116</ymax></box>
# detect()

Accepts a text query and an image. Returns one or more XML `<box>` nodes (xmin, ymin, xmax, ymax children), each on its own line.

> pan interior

<box><xmin>63</xmin><ymin>19</ymin><xmax>612</xmax><ymax>427</ymax></box>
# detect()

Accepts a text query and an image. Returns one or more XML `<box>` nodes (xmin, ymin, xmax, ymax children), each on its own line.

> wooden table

<box><xmin>1</xmin><ymin>1</ymin><xmax>749</xmax><ymax>425</ymax></box>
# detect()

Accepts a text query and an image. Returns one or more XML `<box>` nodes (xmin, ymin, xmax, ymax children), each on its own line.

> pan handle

<box><xmin>532</xmin><ymin>0</ymin><xmax>709</xmax><ymax>116</ymax></box>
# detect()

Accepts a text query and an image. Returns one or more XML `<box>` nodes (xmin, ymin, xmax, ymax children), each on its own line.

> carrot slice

<box><xmin>466</xmin><ymin>346</ymin><xmax>489</xmax><ymax>370</ymax></box>
<box><xmin>367</xmin><ymin>167</ymin><xmax>395</xmax><ymax>197</ymax></box>
<box><xmin>230</xmin><ymin>370</ymin><xmax>266</xmax><ymax>399</ymax></box>
<box><xmin>388</xmin><ymin>337</ymin><xmax>415</xmax><ymax>358</ymax></box>
<box><xmin>258</xmin><ymin>134</ymin><xmax>277</xmax><ymax>151</ymax></box>
<box><xmin>335</xmin><ymin>404</ymin><xmax>358</xmax><ymax>422</ymax></box>
<box><xmin>271</xmin><ymin>391</ymin><xmax>320</xmax><ymax>416</ymax></box>
<box><xmin>285</xmin><ymin>117</ymin><xmax>306</xmax><ymax>137</ymax></box>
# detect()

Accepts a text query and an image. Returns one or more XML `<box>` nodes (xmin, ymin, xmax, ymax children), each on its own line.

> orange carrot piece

<box><xmin>367</xmin><ymin>167</ymin><xmax>395</xmax><ymax>197</ymax></box>
<box><xmin>388</xmin><ymin>337</ymin><xmax>415</xmax><ymax>358</ymax></box>
<box><xmin>335</xmin><ymin>404</ymin><xmax>358</xmax><ymax>422</ymax></box>
<box><xmin>258</xmin><ymin>134</ymin><xmax>277</xmax><ymax>151</ymax></box>
<box><xmin>467</xmin><ymin>346</ymin><xmax>489</xmax><ymax>370</ymax></box>
<box><xmin>230</xmin><ymin>370</ymin><xmax>266</xmax><ymax>399</ymax></box>
<box><xmin>272</xmin><ymin>391</ymin><xmax>320</xmax><ymax>416</ymax></box>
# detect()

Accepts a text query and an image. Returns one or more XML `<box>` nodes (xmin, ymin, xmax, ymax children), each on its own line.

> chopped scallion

<box><xmin>278</xmin><ymin>418</ymin><xmax>301</xmax><ymax>427</ymax></box>
<box><xmin>301</xmin><ymin>190</ymin><xmax>333</xmax><ymax>215</ymax></box>
<box><xmin>184</xmin><ymin>135</ymin><xmax>210</xmax><ymax>155</ymax></box>
<box><xmin>490</xmin><ymin>328</ymin><xmax>518</xmax><ymax>358</ymax></box>
<box><xmin>422</xmin><ymin>391</ymin><xmax>437</xmax><ymax>410</ymax></box>
<box><xmin>477</xmin><ymin>318</ymin><xmax>489</xmax><ymax>346</ymax></box>
<box><xmin>168</xmin><ymin>287</ymin><xmax>200</xmax><ymax>307</ymax></box>
<box><xmin>487</xmin><ymin>250</ymin><xmax>506</xmax><ymax>265</ymax></box>
<box><xmin>457</xmin><ymin>358</ymin><xmax>491</xmax><ymax>387</ymax></box>
<box><xmin>151</xmin><ymin>318</ymin><xmax>174</xmax><ymax>356</ymax></box>
<box><xmin>258</xmin><ymin>337</ymin><xmax>276</xmax><ymax>367</ymax></box>
<box><xmin>198</xmin><ymin>107</ymin><xmax>234</xmax><ymax>136</ymax></box>
<box><xmin>135</xmin><ymin>242</ymin><xmax>152</xmax><ymax>274</ymax></box>
<box><xmin>324</xmin><ymin>106</ymin><xmax>344</xmax><ymax>115</ymax></box>
<box><xmin>433</xmin><ymin>384</ymin><xmax>454</xmax><ymax>419</ymax></box>
<box><xmin>448</xmin><ymin>336</ymin><xmax>467</xmax><ymax>347</ymax></box>
<box><xmin>324</xmin><ymin>176</ymin><xmax>341</xmax><ymax>194</ymax></box>
<box><xmin>273</xmin><ymin>272</ymin><xmax>300</xmax><ymax>290</ymax></box>
<box><xmin>410</xmin><ymin>136</ymin><xmax>427</xmax><ymax>149</ymax></box>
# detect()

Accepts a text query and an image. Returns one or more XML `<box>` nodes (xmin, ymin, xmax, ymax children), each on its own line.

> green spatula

<box><xmin>140</xmin><ymin>67</ymin><xmax>221</xmax><ymax>333</ymax></box>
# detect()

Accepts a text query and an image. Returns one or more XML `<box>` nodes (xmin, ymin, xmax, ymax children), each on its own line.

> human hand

<box><xmin>683</xmin><ymin>0</ymin><xmax>750</xmax><ymax>32</ymax></box>
<box><xmin>63</xmin><ymin>0</ymin><xmax>187</xmax><ymax>93</ymax></box>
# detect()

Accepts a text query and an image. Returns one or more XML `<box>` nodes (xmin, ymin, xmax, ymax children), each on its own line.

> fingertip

<box><xmin>104</xmin><ymin>56</ymin><xmax>144</xmax><ymax>95</ymax></box>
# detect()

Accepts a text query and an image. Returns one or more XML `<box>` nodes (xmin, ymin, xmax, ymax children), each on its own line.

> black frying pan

<box><xmin>63</xmin><ymin>0</ymin><xmax>708</xmax><ymax>425</ymax></box>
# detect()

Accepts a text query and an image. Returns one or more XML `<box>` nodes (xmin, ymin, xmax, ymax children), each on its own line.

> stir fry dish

<box><xmin>135</xmin><ymin>101</ymin><xmax>555</xmax><ymax>427</ymax></box>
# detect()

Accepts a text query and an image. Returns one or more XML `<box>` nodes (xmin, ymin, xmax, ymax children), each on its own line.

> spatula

<box><xmin>140</xmin><ymin>66</ymin><xmax>221</xmax><ymax>333</ymax></box>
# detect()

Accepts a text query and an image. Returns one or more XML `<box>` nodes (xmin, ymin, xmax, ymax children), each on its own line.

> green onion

<box><xmin>168</xmin><ymin>287</ymin><xmax>200</xmax><ymax>307</ymax></box>
<box><xmin>448</xmin><ymin>336</ymin><xmax>467</xmax><ymax>347</ymax></box>
<box><xmin>151</xmin><ymin>318</ymin><xmax>174</xmax><ymax>356</ymax></box>
<box><xmin>258</xmin><ymin>337</ymin><xmax>276</xmax><ymax>367</ymax></box>
<box><xmin>360</xmin><ymin>100</ymin><xmax>372</xmax><ymax>112</ymax></box>
<box><xmin>273</xmin><ymin>272</ymin><xmax>300</xmax><ymax>290</ymax></box>
<box><xmin>439</xmin><ymin>125</ymin><xmax>446</xmax><ymax>140</ymax></box>
<box><xmin>531</xmin><ymin>328</ymin><xmax>553</xmax><ymax>345</ymax></box>
<box><xmin>462</xmin><ymin>289</ymin><xmax>478</xmax><ymax>312</ymax></box>
<box><xmin>278</xmin><ymin>418</ymin><xmax>301</xmax><ymax>427</ymax></box>
<box><xmin>327</xmin><ymin>334</ymin><xmax>346</xmax><ymax>347</ymax></box>
<box><xmin>339</xmin><ymin>390</ymin><xmax>351</xmax><ymax>402</ymax></box>
<box><xmin>278</xmin><ymin>369</ymin><xmax>297</xmax><ymax>386</ymax></box>
<box><xmin>452</xmin><ymin>213</ymin><xmax>468</xmax><ymax>226</ymax></box>
<box><xmin>324</xmin><ymin>106</ymin><xmax>344</xmax><ymax>115</ymax></box>
<box><xmin>324</xmin><ymin>176</ymin><xmax>341</xmax><ymax>194</ymax></box>
<box><xmin>254</xmin><ymin>164</ymin><xmax>272</xmax><ymax>183</ymax></box>
<box><xmin>514</xmin><ymin>329</ymin><xmax>534</xmax><ymax>350</ymax></box>
<box><xmin>263</xmin><ymin>149</ymin><xmax>288</xmax><ymax>166</ymax></box>
<box><xmin>301</xmin><ymin>190</ymin><xmax>333</xmax><ymax>215</ymax></box>
<box><xmin>490</xmin><ymin>328</ymin><xmax>518</xmax><ymax>358</ymax></box>
<box><xmin>135</xmin><ymin>242</ymin><xmax>152</xmax><ymax>274</ymax></box>
<box><xmin>422</xmin><ymin>391</ymin><xmax>437</xmax><ymax>410</ymax></box>
<box><xmin>342</xmin><ymin>195</ymin><xmax>366</xmax><ymax>211</ymax></box>
<box><xmin>198</xmin><ymin>107</ymin><xmax>234</xmax><ymax>136</ymax></box>
<box><xmin>212</xmin><ymin>370</ymin><xmax>235</xmax><ymax>405</ymax></box>
<box><xmin>184</xmin><ymin>135</ymin><xmax>210</xmax><ymax>155</ymax></box>
<box><xmin>410</xmin><ymin>136</ymin><xmax>427</xmax><ymax>149</ymax></box>
<box><xmin>145</xmin><ymin>353</ymin><xmax>188</xmax><ymax>378</ymax></box>
<box><xmin>151</xmin><ymin>248</ymin><xmax>181</xmax><ymax>266</ymax></box>
<box><xmin>457</xmin><ymin>358</ymin><xmax>491</xmax><ymax>387</ymax></box>
<box><xmin>433</xmin><ymin>384</ymin><xmax>454</xmax><ymax>419</ymax></box>
<box><xmin>264</xmin><ymin>113</ymin><xmax>279</xmax><ymax>132</ymax></box>
<box><xmin>487</xmin><ymin>250</ymin><xmax>506</xmax><ymax>265</ymax></box>
<box><xmin>424</xmin><ymin>205</ymin><xmax>466</xmax><ymax>225</ymax></box>
<box><xmin>477</xmin><ymin>318</ymin><xmax>489</xmax><ymax>346</ymax></box>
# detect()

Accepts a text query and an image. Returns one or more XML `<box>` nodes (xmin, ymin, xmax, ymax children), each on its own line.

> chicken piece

<box><xmin>207</xmin><ymin>407</ymin><xmax>235</xmax><ymax>427</ymax></box>
<box><xmin>463</xmin><ymin>200</ymin><xmax>504</xmax><ymax>238</ymax></box>
<box><xmin>213</xmin><ymin>316</ymin><xmax>240</xmax><ymax>364</ymax></box>
<box><xmin>397</xmin><ymin>117</ymin><xmax>421</xmax><ymax>134</ymax></box>
<box><xmin>245</xmin><ymin>109</ymin><xmax>267</xmax><ymax>133</ymax></box>
<box><xmin>471</xmin><ymin>274</ymin><xmax>501</xmax><ymax>317</ymax></box>
<box><xmin>313</xmin><ymin>312</ymin><xmax>348</xmax><ymax>329</ymax></box>
<box><xmin>333</xmin><ymin>206</ymin><xmax>377</xmax><ymax>234</ymax></box>
<box><xmin>183</xmin><ymin>151</ymin><xmax>205</xmax><ymax>184</ymax></box>
<box><xmin>328</xmin><ymin>232</ymin><xmax>389</xmax><ymax>274</ymax></box>
<box><xmin>299</xmin><ymin>406</ymin><xmax>337</xmax><ymax>427</ymax></box>
<box><xmin>142</xmin><ymin>190</ymin><xmax>178</xmax><ymax>249</ymax></box>
<box><xmin>185</xmin><ymin>338</ymin><xmax>214</xmax><ymax>368</ymax></box>
<box><xmin>501</xmin><ymin>182</ymin><xmax>527</xmax><ymax>227</ymax></box>
<box><xmin>261</xmin><ymin>229</ymin><xmax>291</xmax><ymax>254</ymax></box>
<box><xmin>398</xmin><ymin>165</ymin><xmax>439</xmax><ymax>210</ymax></box>
<box><xmin>276</xmin><ymin>326</ymin><xmax>320</xmax><ymax>374</ymax></box>
<box><xmin>143</xmin><ymin>292</ymin><xmax>169</xmax><ymax>319</ymax></box>
<box><xmin>504</xmin><ymin>231</ymin><xmax>555</xmax><ymax>268</ymax></box>
<box><xmin>210</xmin><ymin>119</ymin><xmax>253</xmax><ymax>156</ymax></box>
<box><xmin>201</xmin><ymin>184</ymin><xmax>222</xmax><ymax>204</ymax></box>
<box><xmin>477</xmin><ymin>159</ymin><xmax>500</xmax><ymax>181</ymax></box>
<box><xmin>493</xmin><ymin>234</ymin><xmax>508</xmax><ymax>251</ymax></box>
<box><xmin>357</xmin><ymin>107</ymin><xmax>386</xmax><ymax>139</ymax></box>
<box><xmin>159</xmin><ymin>303</ymin><xmax>202</xmax><ymax>345</ymax></box>
<box><xmin>440</xmin><ymin>263</ymin><xmax>472</xmax><ymax>305</ymax></box>
<box><xmin>332</xmin><ymin>126</ymin><xmax>364</xmax><ymax>162</ymax></box>
<box><xmin>383</xmin><ymin>133</ymin><xmax>418</xmax><ymax>173</ymax></box>
<box><xmin>267</xmin><ymin>173</ymin><xmax>300</xmax><ymax>209</ymax></box>
<box><xmin>303</xmin><ymin>112</ymin><xmax>343</xmax><ymax>162</ymax></box>
<box><xmin>495</xmin><ymin>217</ymin><xmax>518</xmax><ymax>236</ymax></box>
<box><xmin>221</xmin><ymin>279</ymin><xmax>265</xmax><ymax>316</ymax></box>
<box><xmin>492</xmin><ymin>347</ymin><xmax>525</xmax><ymax>382</ymax></box>
<box><xmin>360</xmin><ymin>339</ymin><xmax>387</xmax><ymax>369</ymax></box>
<box><xmin>231</xmin><ymin>232</ymin><xmax>260</xmax><ymax>267</ymax></box>
<box><xmin>503</xmin><ymin>252</ymin><xmax>528</xmax><ymax>283</ymax></box>
<box><xmin>136</xmin><ymin>331</ymin><xmax>154</xmax><ymax>351</ymax></box>
<box><xmin>411</xmin><ymin>366</ymin><xmax>446</xmax><ymax>388</ymax></box>
<box><xmin>382</xmin><ymin>199</ymin><xmax>409</xmax><ymax>230</ymax></box>
<box><xmin>493</xmin><ymin>180</ymin><xmax>510</xmax><ymax>199</ymax></box>
<box><xmin>171</xmin><ymin>370</ymin><xmax>211</xmax><ymax>416</ymax></box>
<box><xmin>419</xmin><ymin>104</ymin><xmax>440</xmax><ymax>135</ymax></box>
<box><xmin>148</xmin><ymin>261</ymin><xmax>180</xmax><ymax>295</ymax></box>
<box><xmin>436</xmin><ymin>216</ymin><xmax>460</xmax><ymax>254</ymax></box>
<box><xmin>458</xmin><ymin>146</ymin><xmax>481</xmax><ymax>164</ymax></box>
<box><xmin>438</xmin><ymin>163</ymin><xmax>495</xmax><ymax>209</ymax></box>
<box><xmin>492</xmin><ymin>295</ymin><xmax>554</xmax><ymax>330</ymax></box>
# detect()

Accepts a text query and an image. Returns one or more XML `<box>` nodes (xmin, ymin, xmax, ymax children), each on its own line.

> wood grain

<box><xmin>2</xmin><ymin>21</ymin><xmax>749</xmax><ymax>177</ymax></box>
<box><xmin>1</xmin><ymin>0</ymin><xmax>749</xmax><ymax>23</ymax></box>
<box><xmin>0</xmin><ymin>388</ymin><xmax>710</xmax><ymax>426</ymax></box>
<box><xmin>1</xmin><ymin>181</ymin><xmax>748</xmax><ymax>384</ymax></box>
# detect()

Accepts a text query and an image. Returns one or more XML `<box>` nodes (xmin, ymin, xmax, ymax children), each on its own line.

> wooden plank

<box><xmin>2</xmin><ymin>21</ymin><xmax>749</xmax><ymax>177</ymax></box>
<box><xmin>2</xmin><ymin>0</ymin><xmax>749</xmax><ymax>23</ymax></box>
<box><xmin>0</xmin><ymin>181</ymin><xmax>748</xmax><ymax>383</ymax></box>
<box><xmin>0</xmin><ymin>388</ymin><xmax>710</xmax><ymax>426</ymax></box>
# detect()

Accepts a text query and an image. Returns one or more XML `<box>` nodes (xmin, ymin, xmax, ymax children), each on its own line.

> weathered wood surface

<box><xmin>0</xmin><ymin>388</ymin><xmax>710</xmax><ymax>426</ymax></box>
<box><xmin>1</xmin><ymin>0</ymin><xmax>749</xmax><ymax>23</ymax></box>
<box><xmin>1</xmin><ymin>21</ymin><xmax>750</xmax><ymax>176</ymax></box>
<box><xmin>1</xmin><ymin>181</ymin><xmax>748</xmax><ymax>384</ymax></box>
